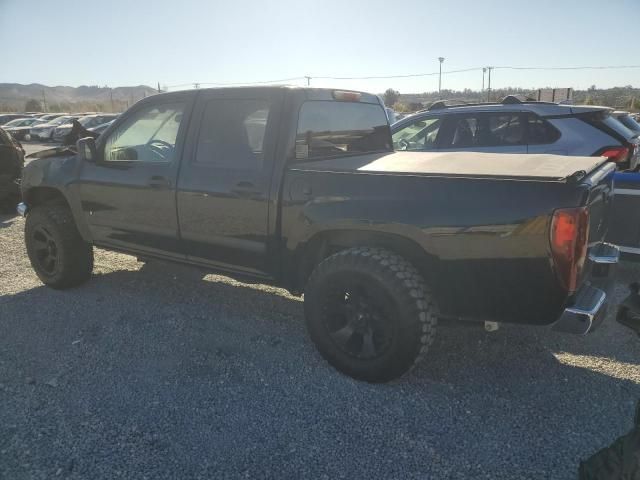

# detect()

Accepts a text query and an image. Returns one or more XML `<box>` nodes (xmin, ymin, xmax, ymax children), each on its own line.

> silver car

<box><xmin>391</xmin><ymin>96</ymin><xmax>640</xmax><ymax>170</ymax></box>
<box><xmin>52</xmin><ymin>114</ymin><xmax>119</xmax><ymax>142</ymax></box>
<box><xmin>28</xmin><ymin>115</ymin><xmax>79</xmax><ymax>142</ymax></box>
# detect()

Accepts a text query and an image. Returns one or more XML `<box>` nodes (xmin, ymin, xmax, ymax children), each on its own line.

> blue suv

<box><xmin>391</xmin><ymin>96</ymin><xmax>640</xmax><ymax>170</ymax></box>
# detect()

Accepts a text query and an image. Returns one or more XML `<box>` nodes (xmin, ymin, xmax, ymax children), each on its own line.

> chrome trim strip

<box><xmin>619</xmin><ymin>246</ymin><xmax>640</xmax><ymax>255</ymax></box>
<box><xmin>614</xmin><ymin>188</ymin><xmax>640</xmax><ymax>196</ymax></box>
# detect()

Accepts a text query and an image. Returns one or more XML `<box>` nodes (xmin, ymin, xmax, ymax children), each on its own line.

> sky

<box><xmin>2</xmin><ymin>0</ymin><xmax>639</xmax><ymax>94</ymax></box>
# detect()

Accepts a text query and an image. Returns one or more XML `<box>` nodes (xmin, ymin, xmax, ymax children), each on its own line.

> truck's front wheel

<box><xmin>304</xmin><ymin>247</ymin><xmax>437</xmax><ymax>383</ymax></box>
<box><xmin>25</xmin><ymin>205</ymin><xmax>94</xmax><ymax>289</ymax></box>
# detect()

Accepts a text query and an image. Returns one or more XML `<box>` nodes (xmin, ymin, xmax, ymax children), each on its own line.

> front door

<box><xmin>76</xmin><ymin>94</ymin><xmax>193</xmax><ymax>257</ymax></box>
<box><xmin>176</xmin><ymin>88</ymin><xmax>282</xmax><ymax>277</ymax></box>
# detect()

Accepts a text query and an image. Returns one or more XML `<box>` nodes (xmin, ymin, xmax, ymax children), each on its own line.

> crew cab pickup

<box><xmin>18</xmin><ymin>87</ymin><xmax>619</xmax><ymax>382</ymax></box>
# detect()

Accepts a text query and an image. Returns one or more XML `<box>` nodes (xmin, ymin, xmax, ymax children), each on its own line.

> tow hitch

<box><xmin>617</xmin><ymin>282</ymin><xmax>640</xmax><ymax>336</ymax></box>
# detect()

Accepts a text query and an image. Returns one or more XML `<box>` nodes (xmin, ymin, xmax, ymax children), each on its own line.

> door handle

<box><xmin>231</xmin><ymin>181</ymin><xmax>261</xmax><ymax>197</ymax></box>
<box><xmin>147</xmin><ymin>175</ymin><xmax>171</xmax><ymax>189</ymax></box>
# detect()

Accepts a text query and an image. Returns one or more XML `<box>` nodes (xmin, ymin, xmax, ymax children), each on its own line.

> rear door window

<box><xmin>487</xmin><ymin>114</ymin><xmax>524</xmax><ymax>145</ymax></box>
<box><xmin>194</xmin><ymin>99</ymin><xmax>269</xmax><ymax>170</ymax></box>
<box><xmin>296</xmin><ymin>101</ymin><xmax>391</xmax><ymax>159</ymax></box>
<box><xmin>441</xmin><ymin>112</ymin><xmax>526</xmax><ymax>148</ymax></box>
<box><xmin>451</xmin><ymin>116</ymin><xmax>480</xmax><ymax>147</ymax></box>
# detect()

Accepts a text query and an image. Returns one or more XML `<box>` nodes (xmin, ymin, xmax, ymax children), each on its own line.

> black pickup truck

<box><xmin>18</xmin><ymin>86</ymin><xmax>619</xmax><ymax>382</ymax></box>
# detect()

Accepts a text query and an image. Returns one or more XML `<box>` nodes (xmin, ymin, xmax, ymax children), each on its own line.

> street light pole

<box><xmin>438</xmin><ymin>57</ymin><xmax>445</xmax><ymax>97</ymax></box>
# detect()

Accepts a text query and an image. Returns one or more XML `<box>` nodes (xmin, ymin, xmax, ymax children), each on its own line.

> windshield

<box><xmin>295</xmin><ymin>100</ymin><xmax>391</xmax><ymax>160</ymax></box>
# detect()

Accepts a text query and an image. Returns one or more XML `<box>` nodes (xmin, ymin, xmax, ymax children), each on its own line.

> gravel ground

<box><xmin>1</xmin><ymin>212</ymin><xmax>639</xmax><ymax>479</ymax></box>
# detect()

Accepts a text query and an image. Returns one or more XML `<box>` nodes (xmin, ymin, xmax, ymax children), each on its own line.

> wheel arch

<box><xmin>23</xmin><ymin>186</ymin><xmax>71</xmax><ymax>209</ymax></box>
<box><xmin>23</xmin><ymin>186</ymin><xmax>92</xmax><ymax>242</ymax></box>
<box><xmin>290</xmin><ymin>229</ymin><xmax>439</xmax><ymax>293</ymax></box>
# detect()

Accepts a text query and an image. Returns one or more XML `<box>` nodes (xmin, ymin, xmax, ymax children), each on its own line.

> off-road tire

<box><xmin>304</xmin><ymin>247</ymin><xmax>437</xmax><ymax>383</ymax></box>
<box><xmin>25</xmin><ymin>205</ymin><xmax>93</xmax><ymax>289</ymax></box>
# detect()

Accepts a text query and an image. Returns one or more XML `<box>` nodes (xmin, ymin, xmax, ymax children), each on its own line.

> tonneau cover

<box><xmin>294</xmin><ymin>151</ymin><xmax>608</xmax><ymax>182</ymax></box>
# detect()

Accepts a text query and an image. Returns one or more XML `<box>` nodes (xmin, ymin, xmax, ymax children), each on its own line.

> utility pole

<box><xmin>482</xmin><ymin>68</ymin><xmax>486</xmax><ymax>93</ymax></box>
<box><xmin>41</xmin><ymin>89</ymin><xmax>47</xmax><ymax>112</ymax></box>
<box><xmin>157</xmin><ymin>82</ymin><xmax>161</xmax><ymax>93</ymax></box>
<box><xmin>110</xmin><ymin>88</ymin><xmax>114</xmax><ymax>112</ymax></box>
<box><xmin>438</xmin><ymin>57</ymin><xmax>445</xmax><ymax>98</ymax></box>
<box><xmin>486</xmin><ymin>66</ymin><xmax>493</xmax><ymax>102</ymax></box>
<box><xmin>305</xmin><ymin>76</ymin><xmax>311</xmax><ymax>86</ymax></box>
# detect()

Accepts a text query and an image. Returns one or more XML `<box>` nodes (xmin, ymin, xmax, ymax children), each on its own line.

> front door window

<box><xmin>103</xmin><ymin>103</ymin><xmax>185</xmax><ymax>163</ymax></box>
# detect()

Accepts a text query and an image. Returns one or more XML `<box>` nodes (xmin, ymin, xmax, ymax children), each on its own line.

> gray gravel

<box><xmin>1</xmin><ymin>212</ymin><xmax>639</xmax><ymax>479</ymax></box>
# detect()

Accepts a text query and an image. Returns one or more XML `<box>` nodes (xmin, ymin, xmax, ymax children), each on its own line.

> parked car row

<box><xmin>0</xmin><ymin>111</ymin><xmax>120</xmax><ymax>142</ymax></box>
<box><xmin>51</xmin><ymin>114</ymin><xmax>118</xmax><ymax>142</ymax></box>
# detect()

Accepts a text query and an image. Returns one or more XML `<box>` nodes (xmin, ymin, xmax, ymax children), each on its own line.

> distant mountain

<box><xmin>0</xmin><ymin>83</ymin><xmax>159</xmax><ymax>113</ymax></box>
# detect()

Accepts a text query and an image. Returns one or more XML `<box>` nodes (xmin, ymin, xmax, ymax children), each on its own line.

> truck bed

<box><xmin>294</xmin><ymin>151</ymin><xmax>608</xmax><ymax>182</ymax></box>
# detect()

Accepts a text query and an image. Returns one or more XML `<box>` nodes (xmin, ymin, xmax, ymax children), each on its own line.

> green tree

<box><xmin>24</xmin><ymin>99</ymin><xmax>42</xmax><ymax>111</ymax></box>
<box><xmin>393</xmin><ymin>102</ymin><xmax>409</xmax><ymax>113</ymax></box>
<box><xmin>383</xmin><ymin>88</ymin><xmax>400</xmax><ymax>107</ymax></box>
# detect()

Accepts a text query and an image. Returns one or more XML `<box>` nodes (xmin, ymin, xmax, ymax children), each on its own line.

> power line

<box><xmin>495</xmin><ymin>65</ymin><xmax>640</xmax><ymax>71</ymax></box>
<box><xmin>165</xmin><ymin>76</ymin><xmax>305</xmax><ymax>88</ymax></box>
<box><xmin>161</xmin><ymin>64</ymin><xmax>640</xmax><ymax>90</ymax></box>
<box><xmin>314</xmin><ymin>67</ymin><xmax>482</xmax><ymax>80</ymax></box>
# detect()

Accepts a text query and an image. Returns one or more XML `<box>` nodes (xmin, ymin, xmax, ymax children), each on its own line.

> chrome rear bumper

<box><xmin>553</xmin><ymin>243</ymin><xmax>619</xmax><ymax>335</ymax></box>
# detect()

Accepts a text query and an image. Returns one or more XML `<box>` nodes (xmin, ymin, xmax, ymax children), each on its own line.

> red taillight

<box><xmin>549</xmin><ymin>207</ymin><xmax>589</xmax><ymax>293</ymax></box>
<box><xmin>596</xmin><ymin>146</ymin><xmax>629</xmax><ymax>163</ymax></box>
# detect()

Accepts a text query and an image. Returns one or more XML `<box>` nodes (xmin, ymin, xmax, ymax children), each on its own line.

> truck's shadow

<box><xmin>2</xmin><ymin>257</ymin><xmax>639</xmax><ymax>478</ymax></box>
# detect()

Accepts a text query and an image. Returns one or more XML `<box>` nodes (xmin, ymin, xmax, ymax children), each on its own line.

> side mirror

<box><xmin>77</xmin><ymin>137</ymin><xmax>97</xmax><ymax>162</ymax></box>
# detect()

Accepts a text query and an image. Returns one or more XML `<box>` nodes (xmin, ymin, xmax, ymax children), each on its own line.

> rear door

<box><xmin>176</xmin><ymin>88</ymin><xmax>283</xmax><ymax>277</ymax></box>
<box><xmin>438</xmin><ymin>111</ymin><xmax>527</xmax><ymax>154</ymax></box>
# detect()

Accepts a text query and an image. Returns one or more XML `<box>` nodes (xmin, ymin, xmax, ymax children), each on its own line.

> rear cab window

<box><xmin>295</xmin><ymin>94</ymin><xmax>391</xmax><ymax>160</ymax></box>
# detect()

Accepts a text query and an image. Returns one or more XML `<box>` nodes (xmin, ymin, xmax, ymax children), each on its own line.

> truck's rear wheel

<box><xmin>304</xmin><ymin>247</ymin><xmax>437</xmax><ymax>383</ymax></box>
<box><xmin>25</xmin><ymin>205</ymin><xmax>93</xmax><ymax>289</ymax></box>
